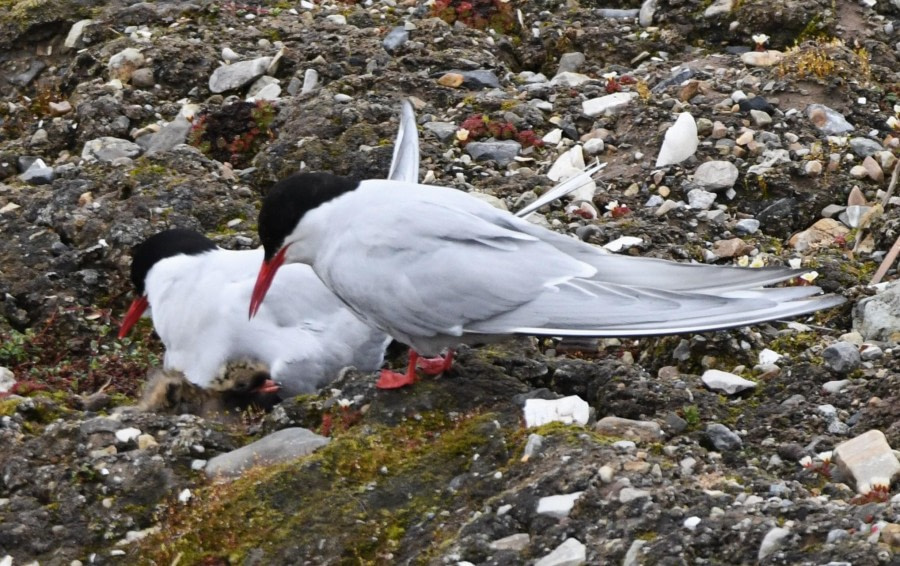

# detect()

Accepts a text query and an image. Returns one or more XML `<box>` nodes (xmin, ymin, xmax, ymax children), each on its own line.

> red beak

<box><xmin>252</xmin><ymin>379</ymin><xmax>281</xmax><ymax>394</ymax></box>
<box><xmin>249</xmin><ymin>247</ymin><xmax>287</xmax><ymax>319</ymax></box>
<box><xmin>118</xmin><ymin>295</ymin><xmax>149</xmax><ymax>338</ymax></box>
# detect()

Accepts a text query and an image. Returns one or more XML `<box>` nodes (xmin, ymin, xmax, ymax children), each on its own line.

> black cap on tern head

<box><xmin>258</xmin><ymin>172</ymin><xmax>359</xmax><ymax>261</ymax></box>
<box><xmin>130</xmin><ymin>229</ymin><xmax>217</xmax><ymax>295</ymax></box>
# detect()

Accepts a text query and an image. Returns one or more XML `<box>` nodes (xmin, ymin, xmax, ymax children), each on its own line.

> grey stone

<box><xmin>146</xmin><ymin>113</ymin><xmax>195</xmax><ymax>155</ymax></box>
<box><xmin>248</xmin><ymin>83</ymin><xmax>281</xmax><ymax>102</ymax></box>
<box><xmin>80</xmin><ymin>417</ymin><xmax>124</xmax><ymax>435</ymax></box>
<box><xmin>550</xmin><ymin>72</ymin><xmax>592</xmax><ymax>88</ymax></box>
<box><xmin>424</xmin><ymin>122</ymin><xmax>459</xmax><ymax>142</ymax></box>
<box><xmin>758</xmin><ymin>527</ymin><xmax>791</xmax><ymax>561</ymax></box>
<box><xmin>827</xmin><ymin>420</ymin><xmax>850</xmax><ymax>435</ymax></box>
<box><xmin>860</xmin><ymin>344</ymin><xmax>883</xmax><ymax>360</ymax></box>
<box><xmin>822</xmin><ymin>379</ymin><xmax>850</xmax><ymax>394</ymax></box>
<box><xmin>108</xmin><ymin>48</ymin><xmax>145</xmax><ymax>82</ymax></box>
<box><xmin>817</xmin><ymin>404</ymin><xmax>838</xmax><ymax>420</ymax></box>
<box><xmin>300</xmin><ymin>69</ymin><xmax>319</xmax><ymax>94</ymax></box>
<box><xmin>687</xmin><ymin>188</ymin><xmax>717</xmax><ymax>210</ymax></box>
<box><xmin>489</xmin><ymin>533</ymin><xmax>530</xmax><ymax>551</ymax></box>
<box><xmin>750</xmin><ymin>109</ymin><xmax>772</xmax><ymax>127</ymax></box>
<box><xmin>131</xmin><ymin>68</ymin><xmax>155</xmax><ymax>88</ymax></box>
<box><xmin>807</xmin><ymin>104</ymin><xmax>854</xmax><ymax>135</ymax></box>
<box><xmin>82</xmin><ymin>137</ymin><xmax>143</xmax><ymax>163</ymax></box>
<box><xmin>0</xmin><ymin>367</ymin><xmax>14</xmax><ymax>393</ymax></box>
<box><xmin>734</xmin><ymin>219</ymin><xmax>760</xmax><ymax>235</ymax></box>
<box><xmin>704</xmin><ymin>0</ymin><xmax>733</xmax><ymax>17</ymax></box>
<box><xmin>706</xmin><ymin>423</ymin><xmax>742</xmax><ymax>451</ymax></box>
<box><xmin>638</xmin><ymin>0</ymin><xmax>656</xmax><ymax>27</ymax></box>
<box><xmin>534</xmin><ymin>538</ymin><xmax>586</xmax><ymax>566</ymax></box>
<box><xmin>853</xmin><ymin>281</ymin><xmax>900</xmax><ymax>341</ymax></box>
<box><xmin>209</xmin><ymin>57</ymin><xmax>273</xmax><ymax>93</ymax></box>
<box><xmin>19</xmin><ymin>159</ymin><xmax>54</xmax><ymax>185</ymax></box>
<box><xmin>694</xmin><ymin>160</ymin><xmax>739</xmax><ymax>191</ymax></box>
<box><xmin>597</xmin><ymin>9</ymin><xmax>639</xmax><ymax>18</ymax></box>
<box><xmin>536</xmin><ymin>492</ymin><xmax>584</xmax><ymax>518</ymax></box>
<box><xmin>849</xmin><ymin>137</ymin><xmax>883</xmax><ymax>158</ymax></box>
<box><xmin>382</xmin><ymin>26</ymin><xmax>409</xmax><ymax>53</ymax></box>
<box><xmin>465</xmin><ymin>141</ymin><xmax>521</xmax><ymax>167</ymax></box>
<box><xmin>664</xmin><ymin>412</ymin><xmax>688</xmax><ymax>434</ymax></box>
<box><xmin>619</xmin><ymin>487</ymin><xmax>651</xmax><ymax>503</ymax></box>
<box><xmin>286</xmin><ymin>76</ymin><xmax>303</xmax><ymax>96</ymax></box>
<box><xmin>9</xmin><ymin>60</ymin><xmax>46</xmax><ymax>87</ymax></box>
<box><xmin>557</xmin><ymin>52</ymin><xmax>585</xmax><ymax>74</ymax></box>
<box><xmin>522</xmin><ymin>433</ymin><xmax>543</xmax><ymax>460</ymax></box>
<box><xmin>701</xmin><ymin>369</ymin><xmax>757</xmax><ymax>395</ymax></box>
<box><xmin>453</xmin><ymin>70</ymin><xmax>501</xmax><ymax>89</ymax></box>
<box><xmin>582</xmin><ymin>92</ymin><xmax>638</xmax><ymax>117</ymax></box>
<box><xmin>65</xmin><ymin>19</ymin><xmax>94</xmax><ymax>50</ymax></box>
<box><xmin>247</xmin><ymin>75</ymin><xmax>279</xmax><ymax>98</ymax></box>
<box><xmin>206</xmin><ymin>427</ymin><xmax>330</xmax><ymax>479</ymax></box>
<box><xmin>821</xmin><ymin>342</ymin><xmax>861</xmax><ymax>374</ymax></box>
<box><xmin>623</xmin><ymin>539</ymin><xmax>647</xmax><ymax>566</ymax></box>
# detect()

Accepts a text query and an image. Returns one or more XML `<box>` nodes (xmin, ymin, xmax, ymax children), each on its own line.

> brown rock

<box><xmin>881</xmin><ymin>523</ymin><xmax>900</xmax><ymax>548</ymax></box>
<box><xmin>862</xmin><ymin>156</ymin><xmax>884</xmax><ymax>182</ymax></box>
<box><xmin>48</xmin><ymin>100</ymin><xmax>72</xmax><ymax>116</ymax></box>
<box><xmin>788</xmin><ymin>218</ymin><xmax>850</xmax><ymax>252</ymax></box>
<box><xmin>678</xmin><ymin>80</ymin><xmax>700</xmax><ymax>102</ymax></box>
<box><xmin>847</xmin><ymin>185</ymin><xmax>867</xmax><ymax>206</ymax></box>
<box><xmin>437</xmin><ymin>73</ymin><xmax>464</xmax><ymax>88</ymax></box>
<box><xmin>711</xmin><ymin>238</ymin><xmax>754</xmax><ymax>258</ymax></box>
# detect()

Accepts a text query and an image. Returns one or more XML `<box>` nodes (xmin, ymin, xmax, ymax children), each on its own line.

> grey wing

<box><xmin>509</xmin><ymin>220</ymin><xmax>805</xmax><ymax>292</ymax></box>
<box><xmin>472</xmin><ymin>278</ymin><xmax>844</xmax><ymax>337</ymax></box>
<box><xmin>314</xmin><ymin>199</ymin><xmax>596</xmax><ymax>340</ymax></box>
<box><xmin>387</xmin><ymin>99</ymin><xmax>420</xmax><ymax>183</ymax></box>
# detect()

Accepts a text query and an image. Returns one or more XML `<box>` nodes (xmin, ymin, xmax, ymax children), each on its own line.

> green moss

<box><xmin>136</xmin><ymin>411</ymin><xmax>505</xmax><ymax>563</ymax></box>
<box><xmin>0</xmin><ymin>398</ymin><xmax>20</xmax><ymax>417</ymax></box>
<box><xmin>683</xmin><ymin>405</ymin><xmax>701</xmax><ymax>429</ymax></box>
<box><xmin>128</xmin><ymin>162</ymin><xmax>169</xmax><ymax>183</ymax></box>
<box><xmin>0</xmin><ymin>0</ymin><xmax>91</xmax><ymax>36</ymax></box>
<box><xmin>767</xmin><ymin>332</ymin><xmax>821</xmax><ymax>357</ymax></box>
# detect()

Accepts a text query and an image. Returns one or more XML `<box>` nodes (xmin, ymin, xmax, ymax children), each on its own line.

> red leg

<box><xmin>376</xmin><ymin>351</ymin><xmax>420</xmax><ymax>389</ymax></box>
<box><xmin>416</xmin><ymin>349</ymin><xmax>455</xmax><ymax>376</ymax></box>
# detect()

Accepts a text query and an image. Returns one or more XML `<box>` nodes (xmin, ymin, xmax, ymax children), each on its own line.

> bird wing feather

<box><xmin>312</xmin><ymin>187</ymin><xmax>597</xmax><ymax>341</ymax></box>
<box><xmin>387</xmin><ymin>99</ymin><xmax>420</xmax><ymax>184</ymax></box>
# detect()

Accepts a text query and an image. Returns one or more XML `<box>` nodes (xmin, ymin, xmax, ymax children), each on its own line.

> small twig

<box><xmin>870</xmin><ymin>233</ymin><xmax>900</xmax><ymax>285</ymax></box>
<box><xmin>92</xmin><ymin>376</ymin><xmax>113</xmax><ymax>396</ymax></box>
<box><xmin>879</xmin><ymin>158</ymin><xmax>900</xmax><ymax>207</ymax></box>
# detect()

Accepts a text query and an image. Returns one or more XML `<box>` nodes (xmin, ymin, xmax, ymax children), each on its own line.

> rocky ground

<box><xmin>1</xmin><ymin>0</ymin><xmax>900</xmax><ymax>564</ymax></box>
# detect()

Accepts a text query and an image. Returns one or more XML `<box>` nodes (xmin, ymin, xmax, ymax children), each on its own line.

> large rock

<box><xmin>693</xmin><ymin>160</ymin><xmax>739</xmax><ymax>191</ymax></box>
<box><xmin>582</xmin><ymin>92</ymin><xmax>637</xmax><ymax>117</ymax></box>
<box><xmin>853</xmin><ymin>280</ymin><xmax>900</xmax><ymax>342</ymax></box>
<box><xmin>81</xmin><ymin>137</ymin><xmax>143</xmax><ymax>162</ymax></box>
<box><xmin>465</xmin><ymin>140</ymin><xmax>521</xmax><ymax>167</ymax></box>
<box><xmin>656</xmin><ymin>113</ymin><xmax>698</xmax><ymax>167</ymax></box>
<box><xmin>833</xmin><ymin>430</ymin><xmax>900</xmax><ymax>494</ymax></box>
<box><xmin>205</xmin><ymin>427</ymin><xmax>330</xmax><ymax>479</ymax></box>
<box><xmin>534</xmin><ymin>538</ymin><xmax>586</xmax><ymax>566</ymax></box>
<box><xmin>209</xmin><ymin>57</ymin><xmax>273</xmax><ymax>93</ymax></box>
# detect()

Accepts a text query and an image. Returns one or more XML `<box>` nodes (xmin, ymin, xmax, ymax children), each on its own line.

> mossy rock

<box><xmin>0</xmin><ymin>0</ymin><xmax>93</xmax><ymax>49</ymax></box>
